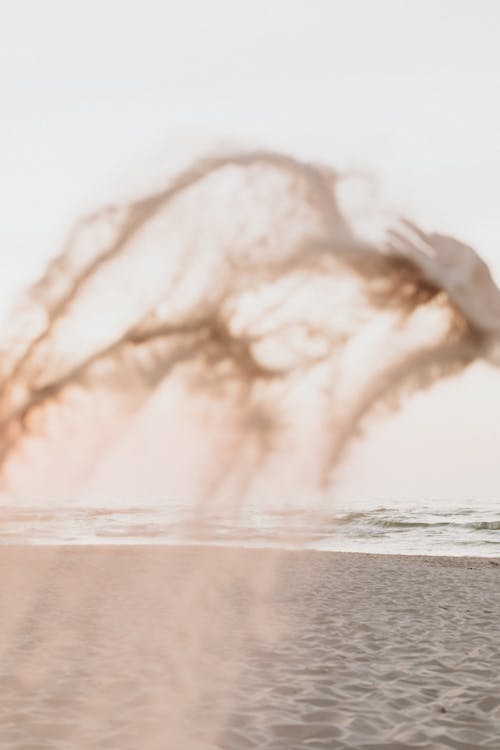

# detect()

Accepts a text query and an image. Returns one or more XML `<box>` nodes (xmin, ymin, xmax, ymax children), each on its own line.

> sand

<box><xmin>0</xmin><ymin>546</ymin><xmax>500</xmax><ymax>749</ymax></box>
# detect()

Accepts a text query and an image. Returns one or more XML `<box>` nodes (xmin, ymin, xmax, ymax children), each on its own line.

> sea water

<box><xmin>1</xmin><ymin>500</ymin><xmax>499</xmax><ymax>557</ymax></box>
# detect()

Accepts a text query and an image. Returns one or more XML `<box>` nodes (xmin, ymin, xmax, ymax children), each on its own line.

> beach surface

<box><xmin>1</xmin><ymin>546</ymin><xmax>500</xmax><ymax>749</ymax></box>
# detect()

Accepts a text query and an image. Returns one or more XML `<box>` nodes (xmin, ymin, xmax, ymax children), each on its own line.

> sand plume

<box><xmin>1</xmin><ymin>150</ymin><xmax>499</xmax><ymax>497</ymax></box>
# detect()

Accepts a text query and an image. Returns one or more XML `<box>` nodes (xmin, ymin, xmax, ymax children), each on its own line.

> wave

<box><xmin>470</xmin><ymin>521</ymin><xmax>500</xmax><ymax>531</ymax></box>
<box><xmin>1</xmin><ymin>505</ymin><xmax>499</xmax><ymax>552</ymax></box>
<box><xmin>337</xmin><ymin>511</ymin><xmax>500</xmax><ymax>532</ymax></box>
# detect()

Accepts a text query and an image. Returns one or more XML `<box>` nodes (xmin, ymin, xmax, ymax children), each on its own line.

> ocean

<box><xmin>1</xmin><ymin>499</ymin><xmax>499</xmax><ymax>557</ymax></box>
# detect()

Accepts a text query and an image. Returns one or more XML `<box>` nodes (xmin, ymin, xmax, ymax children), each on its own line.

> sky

<box><xmin>1</xmin><ymin>0</ymin><xmax>500</xmax><ymax>502</ymax></box>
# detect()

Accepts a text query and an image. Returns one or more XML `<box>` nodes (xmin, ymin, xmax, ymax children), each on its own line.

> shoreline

<box><xmin>2</xmin><ymin>541</ymin><xmax>500</xmax><ymax>563</ymax></box>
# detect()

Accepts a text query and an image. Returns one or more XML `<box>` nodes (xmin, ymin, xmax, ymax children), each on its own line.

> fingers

<box><xmin>385</xmin><ymin>220</ymin><xmax>440</xmax><ymax>285</ymax></box>
<box><xmin>386</xmin><ymin>230</ymin><xmax>431</xmax><ymax>263</ymax></box>
<box><xmin>386</xmin><ymin>241</ymin><xmax>434</xmax><ymax>283</ymax></box>
<box><xmin>386</xmin><ymin>218</ymin><xmax>436</xmax><ymax>260</ymax></box>
<box><xmin>399</xmin><ymin>218</ymin><xmax>431</xmax><ymax>244</ymax></box>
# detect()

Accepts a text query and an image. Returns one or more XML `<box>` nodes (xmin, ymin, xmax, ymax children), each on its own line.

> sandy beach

<box><xmin>1</xmin><ymin>546</ymin><xmax>500</xmax><ymax>749</ymax></box>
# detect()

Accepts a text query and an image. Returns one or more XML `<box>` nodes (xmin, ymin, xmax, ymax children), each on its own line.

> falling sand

<box><xmin>1</xmin><ymin>151</ymin><xmax>500</xmax><ymax>748</ymax></box>
<box><xmin>2</xmin><ymin>150</ymin><xmax>500</xmax><ymax>493</ymax></box>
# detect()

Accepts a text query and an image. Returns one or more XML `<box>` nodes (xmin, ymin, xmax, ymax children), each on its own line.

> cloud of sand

<box><xmin>0</xmin><ymin>150</ymin><xmax>499</xmax><ymax>500</ymax></box>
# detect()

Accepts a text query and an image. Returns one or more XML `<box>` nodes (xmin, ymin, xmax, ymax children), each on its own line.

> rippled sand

<box><xmin>1</xmin><ymin>546</ymin><xmax>500</xmax><ymax>749</ymax></box>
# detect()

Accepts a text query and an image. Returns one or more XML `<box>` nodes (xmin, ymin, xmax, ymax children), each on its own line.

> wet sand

<box><xmin>1</xmin><ymin>546</ymin><xmax>500</xmax><ymax>749</ymax></box>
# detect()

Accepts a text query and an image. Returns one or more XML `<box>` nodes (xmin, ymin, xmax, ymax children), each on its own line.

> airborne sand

<box><xmin>3</xmin><ymin>152</ymin><xmax>500</xmax><ymax>499</ymax></box>
<box><xmin>1</xmin><ymin>545</ymin><xmax>500</xmax><ymax>749</ymax></box>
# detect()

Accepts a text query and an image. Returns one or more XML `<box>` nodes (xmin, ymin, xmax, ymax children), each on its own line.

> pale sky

<box><xmin>2</xmin><ymin>0</ymin><xmax>500</xmax><ymax>502</ymax></box>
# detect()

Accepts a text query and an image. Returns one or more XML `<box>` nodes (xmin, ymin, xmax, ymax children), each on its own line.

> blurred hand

<box><xmin>387</xmin><ymin>219</ymin><xmax>500</xmax><ymax>333</ymax></box>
